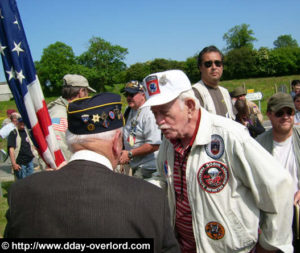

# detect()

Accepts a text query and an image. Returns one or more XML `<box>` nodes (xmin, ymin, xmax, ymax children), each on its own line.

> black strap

<box><xmin>123</xmin><ymin>106</ymin><xmax>131</xmax><ymax>124</ymax></box>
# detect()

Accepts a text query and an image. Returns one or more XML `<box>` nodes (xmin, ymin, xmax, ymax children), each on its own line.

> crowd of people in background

<box><xmin>1</xmin><ymin>45</ymin><xmax>299</xmax><ymax>253</ymax></box>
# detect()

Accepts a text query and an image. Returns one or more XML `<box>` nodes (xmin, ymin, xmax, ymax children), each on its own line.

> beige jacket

<box><xmin>193</xmin><ymin>80</ymin><xmax>235</xmax><ymax>119</ymax></box>
<box><xmin>157</xmin><ymin>109</ymin><xmax>294</xmax><ymax>253</ymax></box>
<box><xmin>247</xmin><ymin>100</ymin><xmax>264</xmax><ymax>123</ymax></box>
<box><xmin>48</xmin><ymin>97</ymin><xmax>71</xmax><ymax>161</ymax></box>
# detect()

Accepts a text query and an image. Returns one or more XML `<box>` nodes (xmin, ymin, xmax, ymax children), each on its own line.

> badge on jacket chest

<box><xmin>197</xmin><ymin>161</ymin><xmax>229</xmax><ymax>193</ymax></box>
<box><xmin>205</xmin><ymin>134</ymin><xmax>224</xmax><ymax>159</ymax></box>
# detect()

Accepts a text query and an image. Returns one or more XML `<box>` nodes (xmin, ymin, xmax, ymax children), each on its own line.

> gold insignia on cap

<box><xmin>87</xmin><ymin>123</ymin><xmax>95</xmax><ymax>131</ymax></box>
<box><xmin>113</xmin><ymin>106</ymin><xmax>122</xmax><ymax>120</ymax></box>
<box><xmin>159</xmin><ymin>74</ymin><xmax>168</xmax><ymax>85</ymax></box>
<box><xmin>100</xmin><ymin>112</ymin><xmax>107</xmax><ymax>121</ymax></box>
<box><xmin>92</xmin><ymin>114</ymin><xmax>100</xmax><ymax>123</ymax></box>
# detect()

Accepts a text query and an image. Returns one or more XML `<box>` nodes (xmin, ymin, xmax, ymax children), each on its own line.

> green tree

<box><xmin>273</xmin><ymin>34</ymin><xmax>298</xmax><ymax>48</ymax></box>
<box><xmin>148</xmin><ymin>58</ymin><xmax>185</xmax><ymax>73</ymax></box>
<box><xmin>223</xmin><ymin>47</ymin><xmax>257</xmax><ymax>79</ymax></box>
<box><xmin>223</xmin><ymin>24</ymin><xmax>257</xmax><ymax>51</ymax></box>
<box><xmin>35</xmin><ymin>42</ymin><xmax>77</xmax><ymax>96</ymax></box>
<box><xmin>268</xmin><ymin>47</ymin><xmax>300</xmax><ymax>76</ymax></box>
<box><xmin>77</xmin><ymin>37</ymin><xmax>128</xmax><ymax>91</ymax></box>
<box><xmin>184</xmin><ymin>56</ymin><xmax>199</xmax><ymax>84</ymax></box>
<box><xmin>255</xmin><ymin>47</ymin><xmax>274</xmax><ymax>77</ymax></box>
<box><xmin>125</xmin><ymin>62</ymin><xmax>151</xmax><ymax>82</ymax></box>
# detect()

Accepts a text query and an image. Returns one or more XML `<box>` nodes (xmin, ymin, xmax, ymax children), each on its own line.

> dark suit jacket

<box><xmin>5</xmin><ymin>160</ymin><xmax>179</xmax><ymax>253</ymax></box>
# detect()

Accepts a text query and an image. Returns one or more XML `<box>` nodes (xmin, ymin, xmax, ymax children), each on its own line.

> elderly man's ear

<box><xmin>112</xmin><ymin>130</ymin><xmax>123</xmax><ymax>157</ymax></box>
<box><xmin>185</xmin><ymin>98</ymin><xmax>196</xmax><ymax>118</ymax></box>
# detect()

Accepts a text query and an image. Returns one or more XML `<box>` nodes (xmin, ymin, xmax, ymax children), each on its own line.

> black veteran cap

<box><xmin>67</xmin><ymin>93</ymin><xmax>123</xmax><ymax>135</ymax></box>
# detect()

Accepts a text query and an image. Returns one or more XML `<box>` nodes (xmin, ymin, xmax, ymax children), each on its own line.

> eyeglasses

<box><xmin>124</xmin><ymin>92</ymin><xmax>136</xmax><ymax>98</ymax></box>
<box><xmin>274</xmin><ymin>108</ymin><xmax>294</xmax><ymax>117</ymax></box>
<box><xmin>203</xmin><ymin>60</ymin><xmax>223</xmax><ymax>68</ymax></box>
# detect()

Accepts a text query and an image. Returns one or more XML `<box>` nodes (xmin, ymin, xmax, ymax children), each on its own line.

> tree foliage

<box><xmin>223</xmin><ymin>24</ymin><xmax>257</xmax><ymax>51</ymax></box>
<box><xmin>35</xmin><ymin>30</ymin><xmax>300</xmax><ymax>96</ymax></box>
<box><xmin>183</xmin><ymin>56</ymin><xmax>199</xmax><ymax>84</ymax></box>
<box><xmin>77</xmin><ymin>37</ymin><xmax>128</xmax><ymax>91</ymax></box>
<box><xmin>125</xmin><ymin>62</ymin><xmax>150</xmax><ymax>82</ymax></box>
<box><xmin>223</xmin><ymin>47</ymin><xmax>257</xmax><ymax>79</ymax></box>
<box><xmin>35</xmin><ymin>42</ymin><xmax>77</xmax><ymax>96</ymax></box>
<box><xmin>273</xmin><ymin>34</ymin><xmax>298</xmax><ymax>48</ymax></box>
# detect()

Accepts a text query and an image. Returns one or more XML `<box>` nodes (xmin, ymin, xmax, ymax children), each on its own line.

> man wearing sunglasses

<box><xmin>256</xmin><ymin>92</ymin><xmax>300</xmax><ymax>251</ymax></box>
<box><xmin>119</xmin><ymin>81</ymin><xmax>163</xmax><ymax>187</ymax></box>
<box><xmin>192</xmin><ymin>46</ymin><xmax>235</xmax><ymax>119</ymax></box>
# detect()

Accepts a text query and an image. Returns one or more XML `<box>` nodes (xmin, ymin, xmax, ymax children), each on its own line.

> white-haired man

<box><xmin>142</xmin><ymin>69</ymin><xmax>294</xmax><ymax>253</ymax></box>
<box><xmin>5</xmin><ymin>93</ymin><xmax>180</xmax><ymax>253</ymax></box>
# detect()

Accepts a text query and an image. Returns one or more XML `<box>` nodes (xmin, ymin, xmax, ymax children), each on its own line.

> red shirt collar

<box><xmin>171</xmin><ymin>109</ymin><xmax>201</xmax><ymax>155</ymax></box>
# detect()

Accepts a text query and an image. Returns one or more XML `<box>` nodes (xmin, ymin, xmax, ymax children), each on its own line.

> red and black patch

<box><xmin>197</xmin><ymin>161</ymin><xmax>229</xmax><ymax>193</ymax></box>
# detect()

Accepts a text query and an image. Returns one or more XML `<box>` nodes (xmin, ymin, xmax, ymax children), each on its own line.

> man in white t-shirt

<box><xmin>256</xmin><ymin>92</ymin><xmax>300</xmax><ymax>251</ymax></box>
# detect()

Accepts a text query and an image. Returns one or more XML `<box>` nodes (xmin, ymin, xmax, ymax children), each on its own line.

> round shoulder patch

<box><xmin>197</xmin><ymin>161</ymin><xmax>229</xmax><ymax>193</ymax></box>
<box><xmin>205</xmin><ymin>221</ymin><xmax>225</xmax><ymax>240</ymax></box>
<box><xmin>205</xmin><ymin>134</ymin><xmax>224</xmax><ymax>159</ymax></box>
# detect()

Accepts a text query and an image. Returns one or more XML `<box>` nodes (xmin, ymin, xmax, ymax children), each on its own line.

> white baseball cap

<box><xmin>142</xmin><ymin>69</ymin><xmax>192</xmax><ymax>107</ymax></box>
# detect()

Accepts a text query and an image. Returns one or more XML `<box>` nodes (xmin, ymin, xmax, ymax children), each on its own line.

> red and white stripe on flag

<box><xmin>26</xmin><ymin>77</ymin><xmax>65</xmax><ymax>168</ymax></box>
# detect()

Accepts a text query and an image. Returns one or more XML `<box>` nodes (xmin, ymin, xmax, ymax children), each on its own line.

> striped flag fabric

<box><xmin>0</xmin><ymin>0</ymin><xmax>65</xmax><ymax>168</ymax></box>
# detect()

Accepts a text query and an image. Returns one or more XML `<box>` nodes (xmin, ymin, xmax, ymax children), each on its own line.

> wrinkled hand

<box><xmin>294</xmin><ymin>190</ymin><xmax>300</xmax><ymax>206</ymax></box>
<box><xmin>119</xmin><ymin>150</ymin><xmax>130</xmax><ymax>165</ymax></box>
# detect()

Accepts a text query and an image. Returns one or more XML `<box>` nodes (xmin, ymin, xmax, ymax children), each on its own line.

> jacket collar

<box><xmin>194</xmin><ymin>108</ymin><xmax>213</xmax><ymax>146</ymax></box>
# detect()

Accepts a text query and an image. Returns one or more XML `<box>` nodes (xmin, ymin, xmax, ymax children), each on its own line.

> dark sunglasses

<box><xmin>203</xmin><ymin>60</ymin><xmax>223</xmax><ymax>68</ymax></box>
<box><xmin>124</xmin><ymin>92</ymin><xmax>136</xmax><ymax>97</ymax></box>
<box><xmin>274</xmin><ymin>108</ymin><xmax>294</xmax><ymax>117</ymax></box>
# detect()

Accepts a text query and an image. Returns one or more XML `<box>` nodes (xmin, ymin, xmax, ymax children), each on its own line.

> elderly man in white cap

<box><xmin>48</xmin><ymin>74</ymin><xmax>96</xmax><ymax>161</ymax></box>
<box><xmin>142</xmin><ymin>69</ymin><xmax>294</xmax><ymax>253</ymax></box>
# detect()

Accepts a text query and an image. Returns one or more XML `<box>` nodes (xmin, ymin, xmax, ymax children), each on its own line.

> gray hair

<box><xmin>178</xmin><ymin>89</ymin><xmax>200</xmax><ymax>110</ymax></box>
<box><xmin>66</xmin><ymin>128</ymin><xmax>122</xmax><ymax>152</ymax></box>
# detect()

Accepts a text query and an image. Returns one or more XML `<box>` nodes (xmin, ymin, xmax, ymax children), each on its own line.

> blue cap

<box><xmin>67</xmin><ymin>93</ymin><xmax>123</xmax><ymax>135</ymax></box>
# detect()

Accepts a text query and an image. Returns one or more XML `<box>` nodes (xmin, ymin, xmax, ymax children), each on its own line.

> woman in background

<box><xmin>235</xmin><ymin>99</ymin><xmax>265</xmax><ymax>138</ymax></box>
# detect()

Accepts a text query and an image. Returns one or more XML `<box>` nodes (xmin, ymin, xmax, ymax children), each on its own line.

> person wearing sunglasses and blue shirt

<box><xmin>256</xmin><ymin>92</ymin><xmax>300</xmax><ymax>252</ymax></box>
<box><xmin>192</xmin><ymin>45</ymin><xmax>235</xmax><ymax>120</ymax></box>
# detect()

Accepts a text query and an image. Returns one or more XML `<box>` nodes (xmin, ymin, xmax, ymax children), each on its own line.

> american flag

<box><xmin>0</xmin><ymin>0</ymin><xmax>65</xmax><ymax>168</ymax></box>
<box><xmin>51</xmin><ymin>118</ymin><xmax>68</xmax><ymax>133</ymax></box>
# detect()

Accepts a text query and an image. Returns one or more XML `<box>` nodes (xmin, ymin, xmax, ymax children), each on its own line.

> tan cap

<box><xmin>231</xmin><ymin>86</ymin><xmax>246</xmax><ymax>97</ymax></box>
<box><xmin>63</xmin><ymin>74</ymin><xmax>96</xmax><ymax>93</ymax></box>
